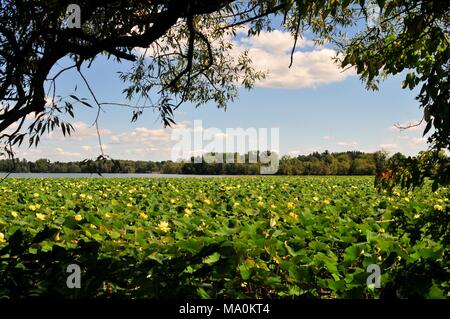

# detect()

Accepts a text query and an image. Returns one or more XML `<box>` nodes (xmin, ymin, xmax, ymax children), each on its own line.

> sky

<box><xmin>9</xmin><ymin>28</ymin><xmax>428</xmax><ymax>162</ymax></box>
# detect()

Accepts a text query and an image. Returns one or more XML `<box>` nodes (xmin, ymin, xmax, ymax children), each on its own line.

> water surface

<box><xmin>1</xmin><ymin>173</ymin><xmax>239</xmax><ymax>179</ymax></box>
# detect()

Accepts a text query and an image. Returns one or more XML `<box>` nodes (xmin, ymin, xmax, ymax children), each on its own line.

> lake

<box><xmin>0</xmin><ymin>173</ymin><xmax>247</xmax><ymax>179</ymax></box>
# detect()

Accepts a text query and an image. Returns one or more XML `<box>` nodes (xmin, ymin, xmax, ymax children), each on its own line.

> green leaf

<box><xmin>239</xmin><ymin>264</ymin><xmax>251</xmax><ymax>280</ymax></box>
<box><xmin>109</xmin><ymin>231</ymin><xmax>121</xmax><ymax>240</ymax></box>
<box><xmin>427</xmin><ymin>284</ymin><xmax>445</xmax><ymax>299</ymax></box>
<box><xmin>84</xmin><ymin>213</ymin><xmax>101</xmax><ymax>225</ymax></box>
<box><xmin>203</xmin><ymin>252</ymin><xmax>221</xmax><ymax>265</ymax></box>
<box><xmin>197</xmin><ymin>287</ymin><xmax>210</xmax><ymax>299</ymax></box>
<box><xmin>344</xmin><ymin>245</ymin><xmax>359</xmax><ymax>262</ymax></box>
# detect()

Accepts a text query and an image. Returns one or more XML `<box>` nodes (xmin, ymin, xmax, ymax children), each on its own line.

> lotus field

<box><xmin>0</xmin><ymin>176</ymin><xmax>448</xmax><ymax>298</ymax></box>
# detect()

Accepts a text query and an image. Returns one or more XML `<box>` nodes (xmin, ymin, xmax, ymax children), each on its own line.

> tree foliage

<box><xmin>0</xmin><ymin>150</ymin><xmax>392</xmax><ymax>175</ymax></box>
<box><xmin>0</xmin><ymin>0</ymin><xmax>272</xmax><ymax>153</ymax></box>
<box><xmin>375</xmin><ymin>150</ymin><xmax>450</xmax><ymax>192</ymax></box>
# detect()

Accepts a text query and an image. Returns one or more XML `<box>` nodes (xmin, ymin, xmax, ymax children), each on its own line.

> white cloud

<box><xmin>105</xmin><ymin>122</ymin><xmax>198</xmax><ymax>160</ymax></box>
<box><xmin>409</xmin><ymin>137</ymin><xmax>427</xmax><ymax>145</ymax></box>
<box><xmin>136</xmin><ymin>27</ymin><xmax>353</xmax><ymax>89</ymax></box>
<box><xmin>53</xmin><ymin>147</ymin><xmax>81</xmax><ymax>158</ymax></box>
<box><xmin>396</xmin><ymin>136</ymin><xmax>428</xmax><ymax>152</ymax></box>
<box><xmin>111</xmin><ymin>121</ymin><xmax>191</xmax><ymax>146</ymax></box>
<box><xmin>232</xmin><ymin>30</ymin><xmax>355</xmax><ymax>88</ymax></box>
<box><xmin>379</xmin><ymin>143</ymin><xmax>399</xmax><ymax>151</ymax></box>
<box><xmin>337</xmin><ymin>141</ymin><xmax>358</xmax><ymax>147</ymax></box>
<box><xmin>286</xmin><ymin>146</ymin><xmax>327</xmax><ymax>157</ymax></box>
<box><xmin>239</xmin><ymin>29</ymin><xmax>314</xmax><ymax>52</ymax></box>
<box><xmin>46</xmin><ymin>121</ymin><xmax>112</xmax><ymax>141</ymax></box>
<box><xmin>72</xmin><ymin>122</ymin><xmax>112</xmax><ymax>139</ymax></box>
<box><xmin>383</xmin><ymin>118</ymin><xmax>431</xmax><ymax>154</ymax></box>
<box><xmin>323</xmin><ymin>135</ymin><xmax>335</xmax><ymax>140</ymax></box>
<box><xmin>125</xmin><ymin>148</ymin><xmax>149</xmax><ymax>157</ymax></box>
<box><xmin>287</xmin><ymin>150</ymin><xmax>304</xmax><ymax>157</ymax></box>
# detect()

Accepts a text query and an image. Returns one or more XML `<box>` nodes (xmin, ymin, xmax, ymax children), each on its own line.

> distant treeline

<box><xmin>0</xmin><ymin>151</ymin><xmax>396</xmax><ymax>175</ymax></box>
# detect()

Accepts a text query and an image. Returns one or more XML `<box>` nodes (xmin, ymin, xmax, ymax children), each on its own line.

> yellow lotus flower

<box><xmin>11</xmin><ymin>211</ymin><xmax>18</xmax><ymax>218</ymax></box>
<box><xmin>313</xmin><ymin>196</ymin><xmax>319</xmax><ymax>202</ymax></box>
<box><xmin>414</xmin><ymin>214</ymin><xmax>420</xmax><ymax>219</ymax></box>
<box><xmin>170</xmin><ymin>199</ymin><xmax>176</xmax><ymax>204</ymax></box>
<box><xmin>36</xmin><ymin>213</ymin><xmax>46</xmax><ymax>221</ymax></box>
<box><xmin>186</xmin><ymin>203</ymin><xmax>193</xmax><ymax>208</ymax></box>
<box><xmin>184</xmin><ymin>208</ymin><xmax>192</xmax><ymax>217</ymax></box>
<box><xmin>270</xmin><ymin>204</ymin><xmax>276</xmax><ymax>210</ymax></box>
<box><xmin>257</xmin><ymin>201</ymin><xmax>265</xmax><ymax>207</ymax></box>
<box><xmin>203</xmin><ymin>199</ymin><xmax>211</xmax><ymax>205</ymax></box>
<box><xmin>80</xmin><ymin>194</ymin><xmax>86</xmax><ymax>199</ymax></box>
<box><xmin>270</xmin><ymin>218</ymin><xmax>277</xmax><ymax>227</ymax></box>
<box><xmin>0</xmin><ymin>232</ymin><xmax>5</xmax><ymax>243</ymax></box>
<box><xmin>257</xmin><ymin>196</ymin><xmax>263</xmax><ymax>201</ymax></box>
<box><xmin>287</xmin><ymin>202</ymin><xmax>294</xmax><ymax>209</ymax></box>
<box><xmin>289</xmin><ymin>212</ymin><xmax>298</xmax><ymax>221</ymax></box>
<box><xmin>139</xmin><ymin>212</ymin><xmax>148</xmax><ymax>220</ymax></box>
<box><xmin>33</xmin><ymin>193</ymin><xmax>39</xmax><ymax>198</ymax></box>
<box><xmin>126</xmin><ymin>203</ymin><xmax>133</xmax><ymax>207</ymax></box>
<box><xmin>74</xmin><ymin>214</ymin><xmax>83</xmax><ymax>221</ymax></box>
<box><xmin>29</xmin><ymin>204</ymin><xmax>37</xmax><ymax>211</ymax></box>
<box><xmin>293</xmin><ymin>197</ymin><xmax>299</xmax><ymax>202</ymax></box>
<box><xmin>323</xmin><ymin>199</ymin><xmax>330</xmax><ymax>205</ymax></box>
<box><xmin>434</xmin><ymin>204</ymin><xmax>444</xmax><ymax>211</ymax></box>
<box><xmin>105</xmin><ymin>212</ymin><xmax>112</xmax><ymax>219</ymax></box>
<box><xmin>158</xmin><ymin>221</ymin><xmax>170</xmax><ymax>233</ymax></box>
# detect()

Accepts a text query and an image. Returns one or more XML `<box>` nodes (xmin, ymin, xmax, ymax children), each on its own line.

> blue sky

<box><xmin>12</xmin><ymin>28</ymin><xmax>428</xmax><ymax>162</ymax></box>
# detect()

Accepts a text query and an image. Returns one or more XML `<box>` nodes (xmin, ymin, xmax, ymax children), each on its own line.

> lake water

<box><xmin>0</xmin><ymin>173</ymin><xmax>248</xmax><ymax>179</ymax></box>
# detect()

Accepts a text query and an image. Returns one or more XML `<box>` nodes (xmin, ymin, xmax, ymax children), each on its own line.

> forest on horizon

<box><xmin>0</xmin><ymin>150</ymin><xmax>402</xmax><ymax>175</ymax></box>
